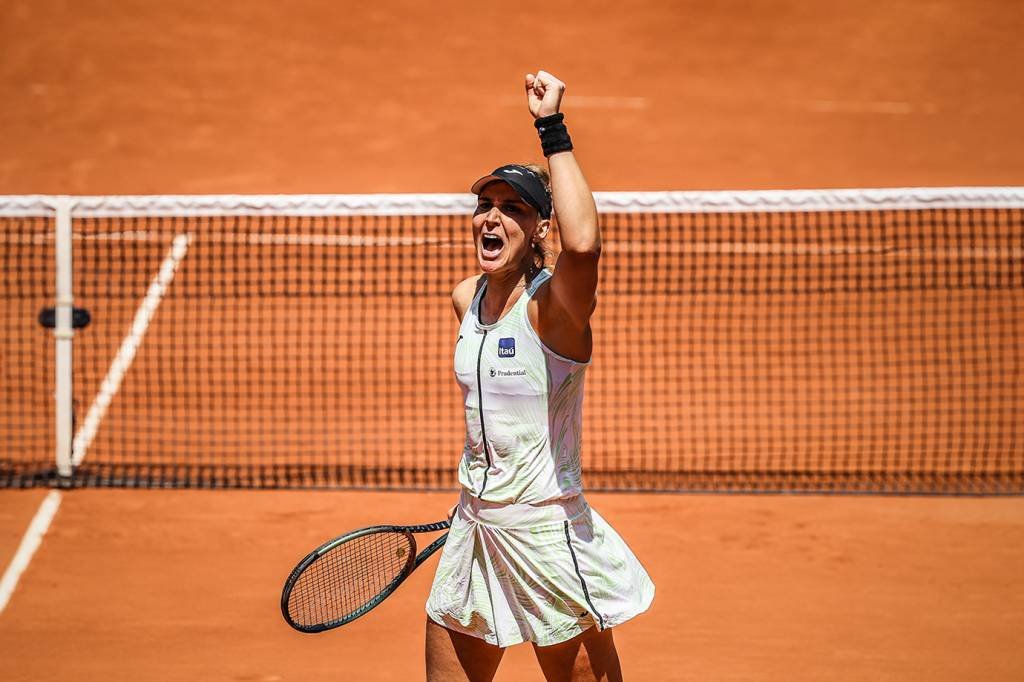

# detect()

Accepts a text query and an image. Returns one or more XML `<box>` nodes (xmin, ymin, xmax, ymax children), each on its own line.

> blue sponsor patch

<box><xmin>497</xmin><ymin>337</ymin><xmax>516</xmax><ymax>358</ymax></box>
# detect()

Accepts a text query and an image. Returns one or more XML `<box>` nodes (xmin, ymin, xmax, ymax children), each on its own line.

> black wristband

<box><xmin>534</xmin><ymin>112</ymin><xmax>573</xmax><ymax>157</ymax></box>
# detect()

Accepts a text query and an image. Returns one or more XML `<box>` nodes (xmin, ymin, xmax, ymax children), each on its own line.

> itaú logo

<box><xmin>497</xmin><ymin>337</ymin><xmax>516</xmax><ymax>357</ymax></box>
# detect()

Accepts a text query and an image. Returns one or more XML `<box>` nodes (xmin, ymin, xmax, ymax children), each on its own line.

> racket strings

<box><xmin>287</xmin><ymin>531</ymin><xmax>414</xmax><ymax>627</ymax></box>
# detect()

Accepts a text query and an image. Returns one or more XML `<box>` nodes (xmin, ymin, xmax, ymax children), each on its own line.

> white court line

<box><xmin>71</xmin><ymin>233</ymin><xmax>191</xmax><ymax>465</ymax></box>
<box><xmin>0</xmin><ymin>491</ymin><xmax>62</xmax><ymax>614</ymax></box>
<box><xmin>799</xmin><ymin>99</ymin><xmax>938</xmax><ymax>115</ymax></box>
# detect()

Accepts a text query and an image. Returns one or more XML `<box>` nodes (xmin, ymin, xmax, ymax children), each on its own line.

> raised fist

<box><xmin>525</xmin><ymin>71</ymin><xmax>565</xmax><ymax>119</ymax></box>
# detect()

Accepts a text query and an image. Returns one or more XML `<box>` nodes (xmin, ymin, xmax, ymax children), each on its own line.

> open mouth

<box><xmin>480</xmin><ymin>233</ymin><xmax>505</xmax><ymax>259</ymax></box>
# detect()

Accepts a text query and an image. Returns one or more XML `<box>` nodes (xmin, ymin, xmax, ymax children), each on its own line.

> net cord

<box><xmin>1</xmin><ymin>187</ymin><xmax>1024</xmax><ymax>219</ymax></box>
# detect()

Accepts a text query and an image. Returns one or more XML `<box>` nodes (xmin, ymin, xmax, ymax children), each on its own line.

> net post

<box><xmin>52</xmin><ymin>197</ymin><xmax>75</xmax><ymax>481</ymax></box>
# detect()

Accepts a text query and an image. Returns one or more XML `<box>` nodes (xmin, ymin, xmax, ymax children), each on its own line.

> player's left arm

<box><xmin>527</xmin><ymin>71</ymin><xmax>601</xmax><ymax>358</ymax></box>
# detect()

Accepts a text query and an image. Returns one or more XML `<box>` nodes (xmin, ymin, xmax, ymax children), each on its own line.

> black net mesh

<box><xmin>2</xmin><ymin>198</ymin><xmax>1022</xmax><ymax>493</ymax></box>
<box><xmin>1</xmin><ymin>216</ymin><xmax>55</xmax><ymax>487</ymax></box>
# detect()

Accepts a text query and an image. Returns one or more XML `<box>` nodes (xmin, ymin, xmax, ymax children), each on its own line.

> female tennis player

<box><xmin>425</xmin><ymin>71</ymin><xmax>655</xmax><ymax>682</ymax></box>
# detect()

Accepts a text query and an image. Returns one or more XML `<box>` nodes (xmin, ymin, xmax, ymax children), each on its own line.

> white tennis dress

<box><xmin>425</xmin><ymin>270</ymin><xmax>655</xmax><ymax>647</ymax></box>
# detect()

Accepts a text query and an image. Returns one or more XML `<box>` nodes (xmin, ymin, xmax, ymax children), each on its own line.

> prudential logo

<box><xmin>497</xmin><ymin>337</ymin><xmax>516</xmax><ymax>358</ymax></box>
<box><xmin>491</xmin><ymin>367</ymin><xmax>527</xmax><ymax>378</ymax></box>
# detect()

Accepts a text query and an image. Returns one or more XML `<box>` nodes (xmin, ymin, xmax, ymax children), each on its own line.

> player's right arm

<box><xmin>451</xmin><ymin>274</ymin><xmax>482</xmax><ymax>323</ymax></box>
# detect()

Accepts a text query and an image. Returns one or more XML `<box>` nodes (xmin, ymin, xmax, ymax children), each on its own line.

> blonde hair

<box><xmin>522</xmin><ymin>163</ymin><xmax>558</xmax><ymax>270</ymax></box>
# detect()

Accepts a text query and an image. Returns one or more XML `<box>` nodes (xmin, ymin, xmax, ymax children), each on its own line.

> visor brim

<box><xmin>470</xmin><ymin>175</ymin><xmax>504</xmax><ymax>195</ymax></box>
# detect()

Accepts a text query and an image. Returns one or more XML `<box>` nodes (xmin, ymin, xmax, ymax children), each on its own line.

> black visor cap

<box><xmin>470</xmin><ymin>165</ymin><xmax>551</xmax><ymax>219</ymax></box>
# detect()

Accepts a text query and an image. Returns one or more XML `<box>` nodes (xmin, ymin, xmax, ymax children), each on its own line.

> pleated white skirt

<box><xmin>425</xmin><ymin>491</ymin><xmax>655</xmax><ymax>647</ymax></box>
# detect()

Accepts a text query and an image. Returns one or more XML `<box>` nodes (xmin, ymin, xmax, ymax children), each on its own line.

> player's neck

<box><xmin>481</xmin><ymin>266</ymin><xmax>534</xmax><ymax>323</ymax></box>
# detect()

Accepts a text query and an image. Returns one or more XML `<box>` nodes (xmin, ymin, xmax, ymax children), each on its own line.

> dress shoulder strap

<box><xmin>525</xmin><ymin>268</ymin><xmax>552</xmax><ymax>297</ymax></box>
<box><xmin>467</xmin><ymin>276</ymin><xmax>488</xmax><ymax>321</ymax></box>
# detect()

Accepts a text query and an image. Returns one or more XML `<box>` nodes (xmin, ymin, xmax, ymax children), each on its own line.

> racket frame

<box><xmin>281</xmin><ymin>521</ymin><xmax>450</xmax><ymax>633</ymax></box>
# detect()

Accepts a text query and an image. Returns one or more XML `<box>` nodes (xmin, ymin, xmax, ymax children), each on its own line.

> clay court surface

<box><xmin>3</xmin><ymin>1</ymin><xmax>1024</xmax><ymax>680</ymax></box>
<box><xmin>0</xmin><ymin>490</ymin><xmax>1021</xmax><ymax>681</ymax></box>
<box><xmin>2</xmin><ymin>0</ymin><xmax>1023</xmax><ymax>194</ymax></box>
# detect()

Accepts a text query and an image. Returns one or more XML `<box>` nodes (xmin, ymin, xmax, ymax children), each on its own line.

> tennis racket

<box><xmin>281</xmin><ymin>520</ymin><xmax>450</xmax><ymax>633</ymax></box>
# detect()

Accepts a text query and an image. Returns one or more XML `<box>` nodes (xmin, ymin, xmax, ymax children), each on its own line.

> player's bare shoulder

<box><xmin>452</xmin><ymin>275</ymin><xmax>484</xmax><ymax>322</ymax></box>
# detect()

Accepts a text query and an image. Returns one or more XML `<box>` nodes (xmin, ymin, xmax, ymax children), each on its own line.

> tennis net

<box><xmin>1</xmin><ymin>189</ymin><xmax>1022</xmax><ymax>493</ymax></box>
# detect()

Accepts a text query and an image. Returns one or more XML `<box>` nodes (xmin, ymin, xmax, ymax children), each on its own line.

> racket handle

<box><xmin>406</xmin><ymin>520</ymin><xmax>450</xmax><ymax>534</ymax></box>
